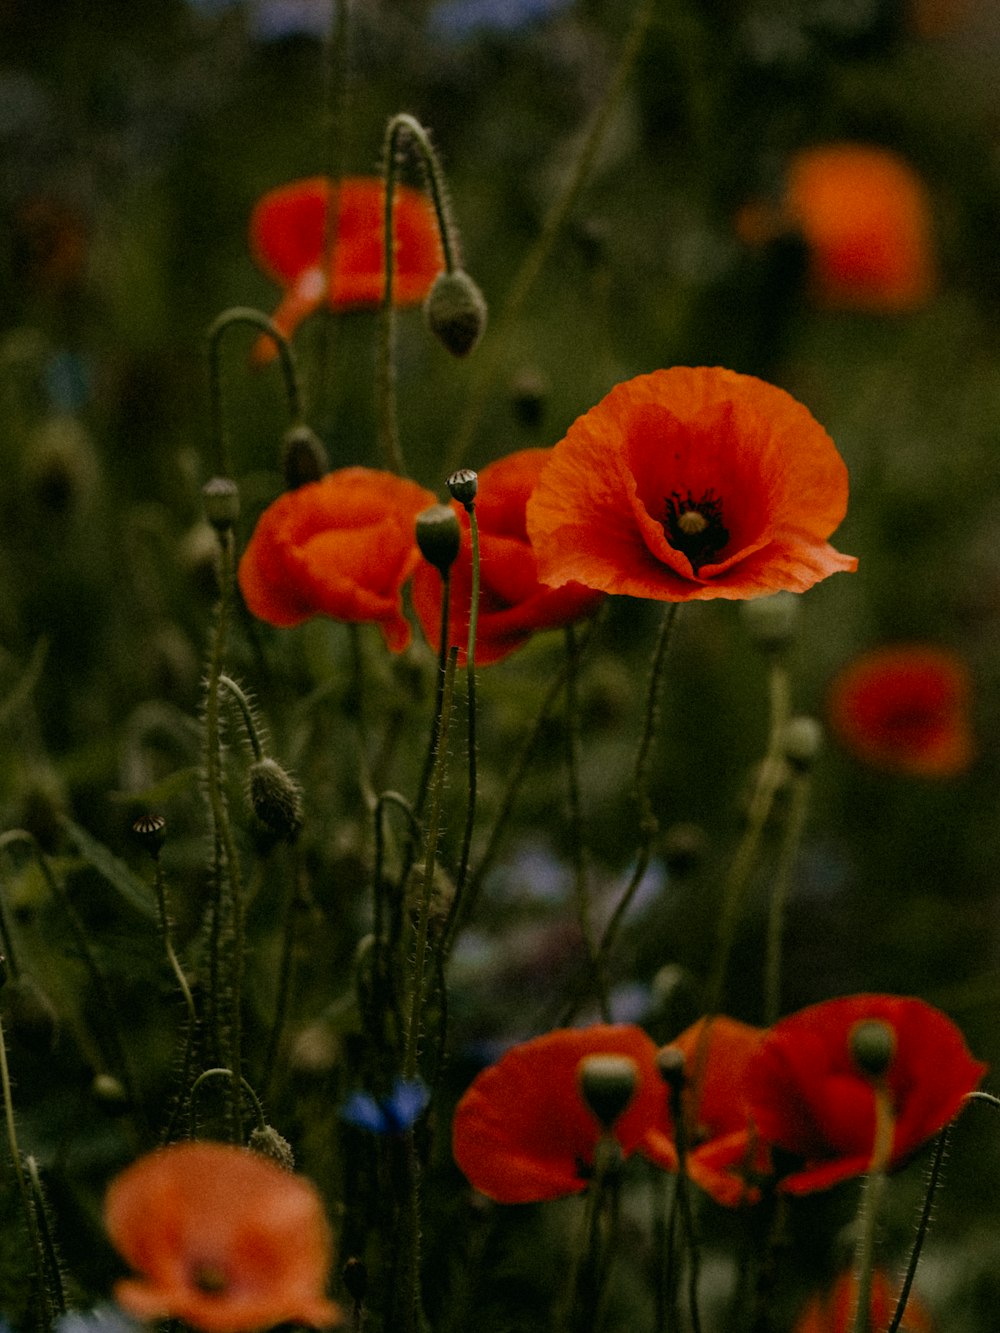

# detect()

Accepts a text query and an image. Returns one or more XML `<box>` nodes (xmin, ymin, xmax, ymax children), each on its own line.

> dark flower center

<box><xmin>663</xmin><ymin>490</ymin><xmax>729</xmax><ymax>571</ymax></box>
<box><xmin>192</xmin><ymin>1264</ymin><xmax>229</xmax><ymax>1295</ymax></box>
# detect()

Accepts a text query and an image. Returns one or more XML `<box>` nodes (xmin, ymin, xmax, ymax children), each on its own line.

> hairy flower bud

<box><xmin>249</xmin><ymin>1124</ymin><xmax>296</xmax><ymax>1172</ymax></box>
<box><xmin>424</xmin><ymin>269</ymin><xmax>487</xmax><ymax>357</ymax></box>
<box><xmin>247</xmin><ymin>758</ymin><xmax>302</xmax><ymax>842</ymax></box>
<box><xmin>282</xmin><ymin>423</ymin><xmax>329</xmax><ymax>489</ymax></box>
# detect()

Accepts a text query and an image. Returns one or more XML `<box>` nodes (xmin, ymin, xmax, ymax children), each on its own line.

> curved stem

<box><xmin>0</xmin><ymin>1013</ymin><xmax>51</xmax><ymax>1327</ymax></box>
<box><xmin>206</xmin><ymin>307</ymin><xmax>305</xmax><ymax>477</ymax></box>
<box><xmin>188</xmin><ymin>1067</ymin><xmax>268</xmax><ymax>1139</ymax></box>
<box><xmin>444</xmin><ymin>0</ymin><xmax>655</xmax><ymax>474</ymax></box>
<box><xmin>218</xmin><ymin>674</ymin><xmax>265</xmax><ymax>762</ymax></box>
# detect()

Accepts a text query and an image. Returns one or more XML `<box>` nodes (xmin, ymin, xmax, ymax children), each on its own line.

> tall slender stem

<box><xmin>453</xmin><ymin>504</ymin><xmax>480</xmax><ymax>913</ymax></box>
<box><xmin>564</xmin><ymin>624</ymin><xmax>600</xmax><ymax>984</ymax></box>
<box><xmin>763</xmin><ymin>766</ymin><xmax>812</xmax><ymax>1026</ymax></box>
<box><xmin>0</xmin><ymin>1012</ymin><xmax>50</xmax><ymax>1328</ymax></box>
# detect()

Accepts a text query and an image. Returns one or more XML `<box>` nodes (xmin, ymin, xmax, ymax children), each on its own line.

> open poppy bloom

<box><xmin>792</xmin><ymin>1269</ymin><xmax>933</xmax><ymax>1333</ymax></box>
<box><xmin>827</xmin><ymin>644</ymin><xmax>974</xmax><ymax>778</ymax></box>
<box><xmin>104</xmin><ymin>1141</ymin><xmax>342</xmax><ymax>1332</ymax></box>
<box><xmin>452</xmin><ymin>1025</ymin><xmax>676</xmax><ymax>1202</ymax></box>
<box><xmin>249</xmin><ymin>176</ymin><xmax>443</xmax><ymax>363</ymax></box>
<box><xmin>668</xmin><ymin>1016</ymin><xmax>770</xmax><ymax>1207</ymax></box>
<box><xmin>526</xmin><ymin>367</ymin><xmax>856</xmax><ymax>603</ymax></box>
<box><xmin>238</xmin><ymin>467</ymin><xmax>437</xmax><ymax>651</ymax></box>
<box><xmin>744</xmin><ymin>994</ymin><xmax>985</xmax><ymax>1194</ymax></box>
<box><xmin>411</xmin><ymin>448</ymin><xmax>605</xmax><ymax>665</ymax></box>
<box><xmin>738</xmin><ymin>144</ymin><xmax>935</xmax><ymax>311</ymax></box>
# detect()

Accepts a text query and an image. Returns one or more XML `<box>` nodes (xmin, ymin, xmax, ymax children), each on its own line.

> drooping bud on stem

<box><xmin>202</xmin><ymin>476</ymin><xmax>241</xmax><ymax>531</ymax></box>
<box><xmin>424</xmin><ymin>270</ymin><xmax>487</xmax><ymax>357</ymax></box>
<box><xmin>247</xmin><ymin>758</ymin><xmax>303</xmax><ymax>842</ymax></box>
<box><xmin>282</xmin><ymin>423</ymin><xmax>329</xmax><ymax>489</ymax></box>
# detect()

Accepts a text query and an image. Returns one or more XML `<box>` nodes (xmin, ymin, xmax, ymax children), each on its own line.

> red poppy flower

<box><xmin>744</xmin><ymin>994</ymin><xmax>985</xmax><ymax>1194</ymax></box>
<box><xmin>249</xmin><ymin>176</ymin><xmax>443</xmax><ymax>363</ymax></box>
<box><xmin>104</xmin><ymin>1141</ymin><xmax>342</xmax><ymax>1332</ymax></box>
<box><xmin>411</xmin><ymin>448</ymin><xmax>605</xmax><ymax>665</ymax></box>
<box><xmin>669</xmin><ymin>1016</ymin><xmax>770</xmax><ymax>1207</ymax></box>
<box><xmin>526</xmin><ymin>367</ymin><xmax>856</xmax><ymax>603</ymax></box>
<box><xmin>771</xmin><ymin>144</ymin><xmax>936</xmax><ymax>311</ymax></box>
<box><xmin>238</xmin><ymin>467</ymin><xmax>437</xmax><ymax>651</ymax></box>
<box><xmin>452</xmin><ymin>1025</ymin><xmax>676</xmax><ymax>1202</ymax></box>
<box><xmin>793</xmin><ymin>1269</ymin><xmax>933</xmax><ymax>1333</ymax></box>
<box><xmin>827</xmin><ymin>644</ymin><xmax>974</xmax><ymax>778</ymax></box>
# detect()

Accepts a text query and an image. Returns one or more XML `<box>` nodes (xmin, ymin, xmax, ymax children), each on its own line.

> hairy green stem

<box><xmin>0</xmin><ymin>1012</ymin><xmax>50</xmax><ymax>1328</ymax></box>
<box><xmin>453</xmin><ymin>504</ymin><xmax>480</xmax><ymax>918</ymax></box>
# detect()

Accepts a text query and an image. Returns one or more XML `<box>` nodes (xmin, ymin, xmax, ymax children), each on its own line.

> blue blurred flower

<box><xmin>54</xmin><ymin>1308</ymin><xmax>143</xmax><ymax>1333</ymax></box>
<box><xmin>341</xmin><ymin>1078</ymin><xmax>430</xmax><ymax>1134</ymax></box>
<box><xmin>428</xmin><ymin>0</ymin><xmax>574</xmax><ymax>41</ymax></box>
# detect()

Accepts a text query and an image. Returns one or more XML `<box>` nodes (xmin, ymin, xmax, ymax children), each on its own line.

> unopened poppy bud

<box><xmin>132</xmin><ymin>813</ymin><xmax>166</xmax><ymax>858</ymax></box>
<box><xmin>577</xmin><ymin>1053</ymin><xmax>639</xmax><ymax>1130</ymax></box>
<box><xmin>424</xmin><ymin>269</ymin><xmax>488</xmax><ymax>357</ymax></box>
<box><xmin>656</xmin><ymin>1044</ymin><xmax>686</xmax><ymax>1093</ymax></box>
<box><xmin>447</xmin><ymin>468</ymin><xmax>478</xmax><ymax>509</ymax></box>
<box><xmin>784</xmin><ymin>715</ymin><xmax>823</xmax><ymax>770</ymax></box>
<box><xmin>202</xmin><ymin>477</ymin><xmax>240</xmax><ymax>530</ymax></box>
<box><xmin>343</xmin><ymin>1257</ymin><xmax>367</xmax><ymax>1304</ymax></box>
<box><xmin>248</xmin><ymin>1124</ymin><xmax>295</xmax><ymax>1171</ymax></box>
<box><xmin>247</xmin><ymin>758</ymin><xmax>302</xmax><ymax>842</ymax></box>
<box><xmin>282</xmin><ymin>423</ymin><xmax>329</xmax><ymax>489</ymax></box>
<box><xmin>415</xmin><ymin>503</ymin><xmax>461</xmax><ymax>574</ymax></box>
<box><xmin>741</xmin><ymin>591</ymin><xmax>800</xmax><ymax>651</ymax></box>
<box><xmin>850</xmin><ymin>1019</ymin><xmax>896</xmax><ymax>1080</ymax></box>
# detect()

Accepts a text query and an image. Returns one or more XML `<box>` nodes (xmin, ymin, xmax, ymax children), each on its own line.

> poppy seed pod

<box><xmin>202</xmin><ymin>477</ymin><xmax>240</xmax><ymax>531</ymax></box>
<box><xmin>282</xmin><ymin>423</ymin><xmax>329</xmax><ymax>489</ymax></box>
<box><xmin>447</xmin><ymin>468</ymin><xmax>478</xmax><ymax>508</ymax></box>
<box><xmin>248</xmin><ymin>758</ymin><xmax>303</xmax><ymax>841</ymax></box>
<box><xmin>132</xmin><ymin>813</ymin><xmax>166</xmax><ymax>857</ymax></box>
<box><xmin>424</xmin><ymin>269</ymin><xmax>488</xmax><ymax>357</ymax></box>
<box><xmin>415</xmin><ymin>503</ymin><xmax>461</xmax><ymax>574</ymax></box>
<box><xmin>783</xmin><ymin>716</ymin><xmax>823</xmax><ymax>770</ymax></box>
<box><xmin>578</xmin><ymin>1054</ymin><xmax>640</xmax><ymax>1130</ymax></box>
<box><xmin>850</xmin><ymin>1019</ymin><xmax>896</xmax><ymax>1080</ymax></box>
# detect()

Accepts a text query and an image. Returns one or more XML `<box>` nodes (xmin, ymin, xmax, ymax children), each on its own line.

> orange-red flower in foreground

<box><xmin>526</xmin><ymin>367</ymin><xmax>856</xmax><ymax>603</ymax></box>
<box><xmin>827</xmin><ymin>644</ymin><xmax>974</xmax><ymax>778</ymax></box>
<box><xmin>104</xmin><ymin>1141</ymin><xmax>341</xmax><ymax>1332</ymax></box>
<box><xmin>452</xmin><ymin>1025</ymin><xmax>676</xmax><ymax>1202</ymax></box>
<box><xmin>793</xmin><ymin>1269</ymin><xmax>933</xmax><ymax>1333</ymax></box>
<box><xmin>411</xmin><ymin>448</ymin><xmax>605</xmax><ymax>665</ymax></box>
<box><xmin>249</xmin><ymin>176</ymin><xmax>443</xmax><ymax>363</ymax></box>
<box><xmin>669</xmin><ymin>1015</ymin><xmax>770</xmax><ymax>1207</ymax></box>
<box><xmin>745</xmin><ymin>994</ymin><xmax>985</xmax><ymax>1194</ymax></box>
<box><xmin>781</xmin><ymin>144</ymin><xmax>935</xmax><ymax>311</ymax></box>
<box><xmin>238</xmin><ymin>467</ymin><xmax>436</xmax><ymax>651</ymax></box>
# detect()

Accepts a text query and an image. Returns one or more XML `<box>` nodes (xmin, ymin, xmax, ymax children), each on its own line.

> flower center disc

<box><xmin>663</xmin><ymin>490</ymin><xmax>730</xmax><ymax>571</ymax></box>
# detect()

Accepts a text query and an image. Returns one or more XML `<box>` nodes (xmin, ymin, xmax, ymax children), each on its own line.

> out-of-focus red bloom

<box><xmin>411</xmin><ymin>448</ymin><xmax>605</xmax><ymax>665</ymax></box>
<box><xmin>738</xmin><ymin>145</ymin><xmax>935</xmax><ymax>311</ymax></box>
<box><xmin>238</xmin><ymin>467</ymin><xmax>437</xmax><ymax>651</ymax></box>
<box><xmin>827</xmin><ymin>644</ymin><xmax>974</xmax><ymax>778</ymax></box>
<box><xmin>452</xmin><ymin>1025</ymin><xmax>676</xmax><ymax>1202</ymax></box>
<box><xmin>745</xmin><ymin>994</ymin><xmax>986</xmax><ymax>1194</ymax></box>
<box><xmin>793</xmin><ymin>1269</ymin><xmax>933</xmax><ymax>1333</ymax></box>
<box><xmin>669</xmin><ymin>1016</ymin><xmax>770</xmax><ymax>1207</ymax></box>
<box><xmin>249</xmin><ymin>176</ymin><xmax>443</xmax><ymax>363</ymax></box>
<box><xmin>104</xmin><ymin>1141</ymin><xmax>342</xmax><ymax>1333</ymax></box>
<box><xmin>526</xmin><ymin>367</ymin><xmax>856</xmax><ymax>603</ymax></box>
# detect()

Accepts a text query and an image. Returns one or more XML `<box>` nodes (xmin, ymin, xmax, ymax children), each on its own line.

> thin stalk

<box><xmin>445</xmin><ymin>0</ymin><xmax>656</xmax><ymax>474</ymax></box>
<box><xmin>668</xmin><ymin>1078</ymin><xmax>703</xmax><ymax>1333</ymax></box>
<box><xmin>851</xmin><ymin>1085</ymin><xmax>894</xmax><ymax>1333</ymax></box>
<box><xmin>218</xmin><ymin>674</ymin><xmax>265</xmax><ymax>761</ymax></box>
<box><xmin>0</xmin><ymin>1012</ymin><xmax>50</xmax><ymax>1328</ymax></box>
<box><xmin>26</xmin><ymin>1156</ymin><xmax>66</xmax><ymax>1317</ymax></box>
<box><xmin>564</xmin><ymin>623</ymin><xmax>602</xmax><ymax>1007</ymax></box>
<box><xmin>206</xmin><ymin>307</ymin><xmax>305</xmax><ymax>476</ymax></box>
<box><xmin>453</xmin><ymin>503</ymin><xmax>481</xmax><ymax>918</ymax></box>
<box><xmin>414</xmin><ymin>570</ymin><xmax>453</xmax><ymax>823</ymax></box>
<box><xmin>188</xmin><ymin>1067</ymin><xmax>268</xmax><ymax>1140</ymax></box>
<box><xmin>404</xmin><ymin>646</ymin><xmax>458</xmax><ymax>1080</ymax></box>
<box><xmin>261</xmin><ymin>848</ymin><xmax>306</xmax><ymax>1094</ymax></box>
<box><xmin>705</xmin><ymin>656</ymin><xmax>791</xmax><ymax>1017</ymax></box>
<box><xmin>350</xmin><ymin>624</ymin><xmax>378</xmax><ymax>814</ymax></box>
<box><xmin>763</xmin><ymin>766</ymin><xmax>812</xmax><ymax>1026</ymax></box>
<box><xmin>149</xmin><ymin>850</ymin><xmax>198</xmax><ymax>1143</ymax></box>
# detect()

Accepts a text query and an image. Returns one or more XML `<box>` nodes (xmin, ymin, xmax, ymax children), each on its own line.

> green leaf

<box><xmin>58</xmin><ymin>816</ymin><xmax>157</xmax><ymax>921</ymax></box>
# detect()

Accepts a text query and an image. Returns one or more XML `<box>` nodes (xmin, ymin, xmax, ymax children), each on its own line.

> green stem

<box><xmin>705</xmin><ymin>656</ymin><xmax>791</xmax><ymax>1017</ymax></box>
<box><xmin>218</xmin><ymin>674</ymin><xmax>265</xmax><ymax>761</ymax></box>
<box><xmin>261</xmin><ymin>848</ymin><xmax>306</xmax><ymax>1094</ymax></box>
<box><xmin>453</xmin><ymin>503</ymin><xmax>480</xmax><ymax>913</ymax></box>
<box><xmin>885</xmin><ymin>1127</ymin><xmax>949</xmax><ymax>1333</ymax></box>
<box><xmin>404</xmin><ymin>646</ymin><xmax>458</xmax><ymax>1080</ymax></box>
<box><xmin>668</xmin><ymin>1077</ymin><xmax>703</xmax><ymax>1333</ymax></box>
<box><xmin>444</xmin><ymin>0</ymin><xmax>655</xmax><ymax>474</ymax></box>
<box><xmin>26</xmin><ymin>1156</ymin><xmax>66</xmax><ymax>1317</ymax></box>
<box><xmin>188</xmin><ymin>1067</ymin><xmax>268</xmax><ymax>1139</ymax></box>
<box><xmin>564</xmin><ymin>623</ymin><xmax>602</xmax><ymax>1005</ymax></box>
<box><xmin>314</xmin><ymin>0</ymin><xmax>352</xmax><ymax>419</ymax></box>
<box><xmin>0</xmin><ymin>1012</ymin><xmax>50</xmax><ymax>1328</ymax></box>
<box><xmin>851</xmin><ymin>1169</ymin><xmax>888</xmax><ymax>1333</ymax></box>
<box><xmin>415</xmin><ymin>570</ymin><xmax>453</xmax><ymax>824</ymax></box>
<box><xmin>350</xmin><ymin>624</ymin><xmax>378</xmax><ymax>814</ymax></box>
<box><xmin>206</xmin><ymin>307</ymin><xmax>305</xmax><ymax>477</ymax></box>
<box><xmin>763</xmin><ymin>766</ymin><xmax>812</xmax><ymax>1026</ymax></box>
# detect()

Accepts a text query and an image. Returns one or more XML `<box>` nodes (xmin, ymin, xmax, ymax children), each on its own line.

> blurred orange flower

<box><xmin>526</xmin><ymin>367</ymin><xmax>856</xmax><ymax>602</ymax></box>
<box><xmin>411</xmin><ymin>448</ymin><xmax>605</xmax><ymax>665</ymax></box>
<box><xmin>745</xmin><ymin>994</ymin><xmax>985</xmax><ymax>1194</ymax></box>
<box><xmin>104</xmin><ymin>1141</ymin><xmax>341</xmax><ymax>1333</ymax></box>
<box><xmin>249</xmin><ymin>176</ymin><xmax>443</xmax><ymax>363</ymax></box>
<box><xmin>739</xmin><ymin>144</ymin><xmax>936</xmax><ymax>311</ymax></box>
<box><xmin>827</xmin><ymin>644</ymin><xmax>974</xmax><ymax>777</ymax></box>
<box><xmin>669</xmin><ymin>1015</ymin><xmax>770</xmax><ymax>1207</ymax></box>
<box><xmin>452</xmin><ymin>1025</ymin><xmax>676</xmax><ymax>1202</ymax></box>
<box><xmin>238</xmin><ymin>467</ymin><xmax>436</xmax><ymax>651</ymax></box>
<box><xmin>793</xmin><ymin>1269</ymin><xmax>933</xmax><ymax>1333</ymax></box>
